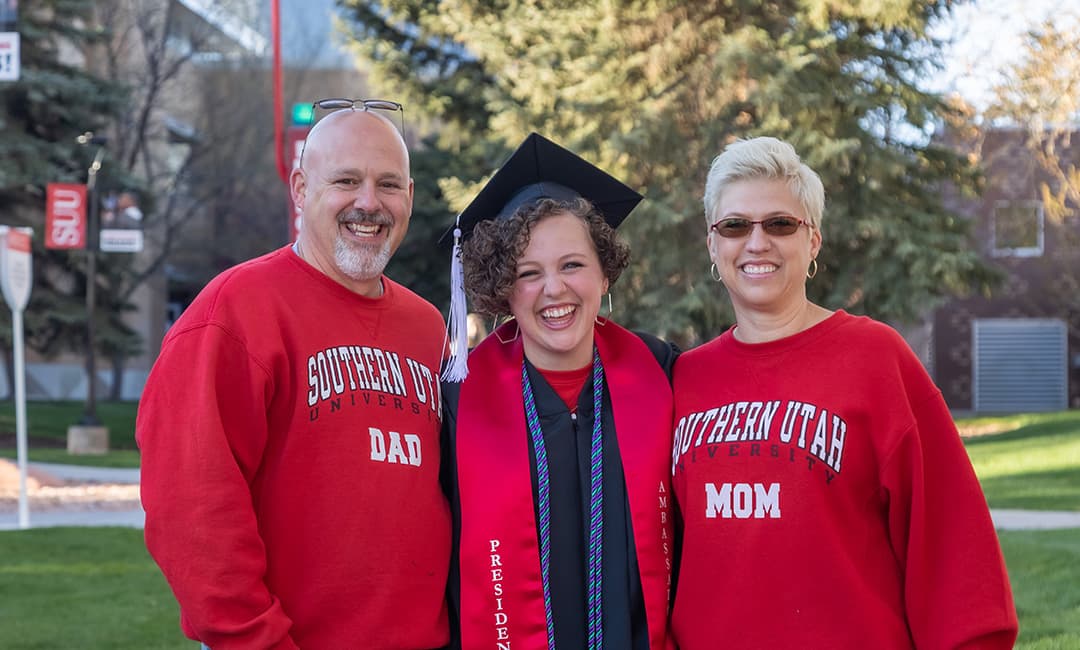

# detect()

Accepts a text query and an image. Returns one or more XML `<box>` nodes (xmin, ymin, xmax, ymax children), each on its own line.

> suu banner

<box><xmin>45</xmin><ymin>182</ymin><xmax>87</xmax><ymax>250</ymax></box>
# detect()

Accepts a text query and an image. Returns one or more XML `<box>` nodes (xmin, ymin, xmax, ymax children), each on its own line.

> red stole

<box><xmin>457</xmin><ymin>320</ymin><xmax>675</xmax><ymax>649</ymax></box>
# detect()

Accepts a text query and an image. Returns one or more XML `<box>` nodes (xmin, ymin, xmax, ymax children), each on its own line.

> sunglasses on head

<box><xmin>312</xmin><ymin>98</ymin><xmax>406</xmax><ymax>138</ymax></box>
<box><xmin>709</xmin><ymin>215</ymin><xmax>811</xmax><ymax>238</ymax></box>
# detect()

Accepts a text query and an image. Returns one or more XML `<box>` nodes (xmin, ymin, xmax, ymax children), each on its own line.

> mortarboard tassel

<box><xmin>441</xmin><ymin>221</ymin><xmax>470</xmax><ymax>382</ymax></box>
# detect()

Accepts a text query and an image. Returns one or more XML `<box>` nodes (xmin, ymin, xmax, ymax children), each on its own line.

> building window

<box><xmin>992</xmin><ymin>200</ymin><xmax>1044</xmax><ymax>257</ymax></box>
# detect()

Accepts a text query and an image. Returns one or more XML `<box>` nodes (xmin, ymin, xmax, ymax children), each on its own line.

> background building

<box><xmin>3</xmin><ymin>0</ymin><xmax>372</xmax><ymax>400</ymax></box>
<box><xmin>933</xmin><ymin>128</ymin><xmax>1080</xmax><ymax>412</ymax></box>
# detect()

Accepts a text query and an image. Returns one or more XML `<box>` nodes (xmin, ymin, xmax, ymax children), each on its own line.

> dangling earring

<box><xmin>710</xmin><ymin>263</ymin><xmax>722</xmax><ymax>282</ymax></box>
<box><xmin>596</xmin><ymin>287</ymin><xmax>612</xmax><ymax>325</ymax></box>
<box><xmin>494</xmin><ymin>316</ymin><xmax>520</xmax><ymax>344</ymax></box>
<box><xmin>807</xmin><ymin>258</ymin><xmax>819</xmax><ymax>279</ymax></box>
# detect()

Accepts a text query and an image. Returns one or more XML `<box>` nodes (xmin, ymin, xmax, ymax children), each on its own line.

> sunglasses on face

<box><xmin>709</xmin><ymin>215</ymin><xmax>811</xmax><ymax>238</ymax></box>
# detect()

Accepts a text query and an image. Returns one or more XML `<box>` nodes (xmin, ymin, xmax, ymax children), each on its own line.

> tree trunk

<box><xmin>109</xmin><ymin>353</ymin><xmax>126</xmax><ymax>401</ymax></box>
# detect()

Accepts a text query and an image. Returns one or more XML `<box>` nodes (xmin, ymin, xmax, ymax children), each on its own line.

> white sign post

<box><xmin>0</xmin><ymin>226</ymin><xmax>33</xmax><ymax>528</ymax></box>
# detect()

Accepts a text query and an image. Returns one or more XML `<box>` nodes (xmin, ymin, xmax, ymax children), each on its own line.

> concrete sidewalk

<box><xmin>0</xmin><ymin>461</ymin><xmax>143</xmax><ymax>531</ymax></box>
<box><xmin>0</xmin><ymin>506</ymin><xmax>144</xmax><ymax>530</ymax></box>
<box><xmin>991</xmin><ymin>509</ymin><xmax>1080</xmax><ymax>531</ymax></box>
<box><xmin>28</xmin><ymin>461</ymin><xmax>140</xmax><ymax>484</ymax></box>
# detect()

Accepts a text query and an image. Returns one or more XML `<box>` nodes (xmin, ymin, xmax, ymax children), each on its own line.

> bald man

<box><xmin>138</xmin><ymin>108</ymin><xmax>451</xmax><ymax>649</ymax></box>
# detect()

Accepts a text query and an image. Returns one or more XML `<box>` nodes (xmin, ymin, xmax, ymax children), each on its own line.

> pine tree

<box><xmin>338</xmin><ymin>0</ymin><xmax>996</xmax><ymax>344</ymax></box>
<box><xmin>0</xmin><ymin>0</ymin><xmax>131</xmax><ymax>395</ymax></box>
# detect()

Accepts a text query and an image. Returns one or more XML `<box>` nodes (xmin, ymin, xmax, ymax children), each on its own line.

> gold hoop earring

<box><xmin>494</xmin><ymin>316</ymin><xmax>520</xmax><ymax>344</ymax></box>
<box><xmin>710</xmin><ymin>263</ymin><xmax>722</xmax><ymax>282</ymax></box>
<box><xmin>807</xmin><ymin>259</ymin><xmax>819</xmax><ymax>280</ymax></box>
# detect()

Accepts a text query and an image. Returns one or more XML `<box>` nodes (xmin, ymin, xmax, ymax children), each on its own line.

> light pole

<box><xmin>77</xmin><ymin>131</ymin><xmax>106</xmax><ymax>426</ymax></box>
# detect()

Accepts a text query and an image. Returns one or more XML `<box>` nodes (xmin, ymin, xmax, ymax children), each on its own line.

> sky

<box><xmin>254</xmin><ymin>0</ymin><xmax>354</xmax><ymax>69</ymax></box>
<box><xmin>930</xmin><ymin>0</ymin><xmax>1071</xmax><ymax>110</ymax></box>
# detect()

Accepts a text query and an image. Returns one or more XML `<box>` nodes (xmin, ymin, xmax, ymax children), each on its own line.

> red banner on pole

<box><xmin>45</xmin><ymin>183</ymin><xmax>87</xmax><ymax>249</ymax></box>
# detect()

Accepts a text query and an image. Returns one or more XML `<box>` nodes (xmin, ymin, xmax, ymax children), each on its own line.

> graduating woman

<box><xmin>441</xmin><ymin>133</ymin><xmax>676</xmax><ymax>650</ymax></box>
<box><xmin>670</xmin><ymin>136</ymin><xmax>1018</xmax><ymax>649</ymax></box>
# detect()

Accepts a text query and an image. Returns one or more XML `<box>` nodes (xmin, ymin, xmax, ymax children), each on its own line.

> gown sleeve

<box><xmin>633</xmin><ymin>330</ymin><xmax>680</xmax><ymax>381</ymax></box>
<box><xmin>440</xmin><ymin>380</ymin><xmax>463</xmax><ymax>650</ymax></box>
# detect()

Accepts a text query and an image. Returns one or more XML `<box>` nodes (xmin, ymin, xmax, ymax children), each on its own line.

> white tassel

<box><xmin>441</xmin><ymin>224</ymin><xmax>470</xmax><ymax>382</ymax></box>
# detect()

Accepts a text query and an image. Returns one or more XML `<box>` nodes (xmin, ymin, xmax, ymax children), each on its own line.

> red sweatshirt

<box><xmin>671</xmin><ymin>310</ymin><xmax>1017</xmax><ymax>650</ymax></box>
<box><xmin>137</xmin><ymin>246</ymin><xmax>450</xmax><ymax>649</ymax></box>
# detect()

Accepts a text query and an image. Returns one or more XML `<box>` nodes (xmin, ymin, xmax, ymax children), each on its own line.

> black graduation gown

<box><xmin>441</xmin><ymin>332</ymin><xmax>677</xmax><ymax>649</ymax></box>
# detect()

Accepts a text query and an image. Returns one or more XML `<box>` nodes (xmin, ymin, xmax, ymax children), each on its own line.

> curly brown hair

<box><xmin>461</xmin><ymin>197</ymin><xmax>631</xmax><ymax>317</ymax></box>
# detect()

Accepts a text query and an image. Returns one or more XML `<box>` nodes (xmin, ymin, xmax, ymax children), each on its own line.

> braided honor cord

<box><xmin>521</xmin><ymin>347</ymin><xmax>605</xmax><ymax>650</ymax></box>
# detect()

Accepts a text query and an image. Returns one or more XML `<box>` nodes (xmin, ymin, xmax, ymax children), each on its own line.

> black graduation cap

<box><xmin>440</xmin><ymin>133</ymin><xmax>642</xmax><ymax>382</ymax></box>
<box><xmin>441</xmin><ymin>132</ymin><xmax>643</xmax><ymax>245</ymax></box>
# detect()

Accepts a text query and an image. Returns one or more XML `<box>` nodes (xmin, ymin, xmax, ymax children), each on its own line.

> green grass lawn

<box><xmin>0</xmin><ymin>406</ymin><xmax>1077</xmax><ymax>648</ymax></box>
<box><xmin>0</xmin><ymin>400</ymin><xmax>140</xmax><ymax>468</ymax></box>
<box><xmin>0</xmin><ymin>527</ymin><xmax>188</xmax><ymax>649</ymax></box>
<box><xmin>0</xmin><ymin>525</ymin><xmax>1075</xmax><ymax>649</ymax></box>
<box><xmin>999</xmin><ymin>528</ymin><xmax>1080</xmax><ymax>649</ymax></box>
<box><xmin>955</xmin><ymin>411</ymin><xmax>1080</xmax><ymax>647</ymax></box>
<box><xmin>961</xmin><ymin>410</ymin><xmax>1080</xmax><ymax>511</ymax></box>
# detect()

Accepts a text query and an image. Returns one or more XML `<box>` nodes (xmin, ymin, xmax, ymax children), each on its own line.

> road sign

<box><xmin>100</xmin><ymin>228</ymin><xmax>143</xmax><ymax>253</ymax></box>
<box><xmin>0</xmin><ymin>226</ymin><xmax>32</xmax><ymax>312</ymax></box>
<box><xmin>0</xmin><ymin>225</ymin><xmax>32</xmax><ymax>529</ymax></box>
<box><xmin>99</xmin><ymin>191</ymin><xmax>143</xmax><ymax>252</ymax></box>
<box><xmin>0</xmin><ymin>32</ymin><xmax>19</xmax><ymax>82</ymax></box>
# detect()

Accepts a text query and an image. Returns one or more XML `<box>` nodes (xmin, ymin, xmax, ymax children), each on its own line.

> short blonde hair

<box><xmin>703</xmin><ymin>137</ymin><xmax>825</xmax><ymax>231</ymax></box>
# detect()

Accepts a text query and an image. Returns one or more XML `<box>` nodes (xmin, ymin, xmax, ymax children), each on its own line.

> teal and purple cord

<box><xmin>522</xmin><ymin>348</ymin><xmax>604</xmax><ymax>650</ymax></box>
<box><xmin>586</xmin><ymin>351</ymin><xmax>604</xmax><ymax>649</ymax></box>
